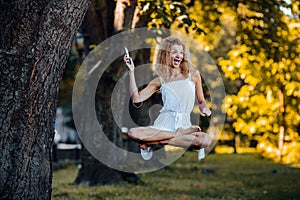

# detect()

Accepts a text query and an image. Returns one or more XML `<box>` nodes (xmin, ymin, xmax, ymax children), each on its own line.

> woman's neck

<box><xmin>169</xmin><ymin>68</ymin><xmax>181</xmax><ymax>78</ymax></box>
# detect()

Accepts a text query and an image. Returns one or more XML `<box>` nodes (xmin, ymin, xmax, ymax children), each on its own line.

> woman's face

<box><xmin>170</xmin><ymin>44</ymin><xmax>184</xmax><ymax>69</ymax></box>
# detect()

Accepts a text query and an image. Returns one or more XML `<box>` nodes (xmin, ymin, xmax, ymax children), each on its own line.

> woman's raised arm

<box><xmin>124</xmin><ymin>55</ymin><xmax>161</xmax><ymax>103</ymax></box>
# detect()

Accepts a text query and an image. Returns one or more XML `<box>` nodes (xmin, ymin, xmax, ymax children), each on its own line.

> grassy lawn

<box><xmin>52</xmin><ymin>152</ymin><xmax>300</xmax><ymax>200</ymax></box>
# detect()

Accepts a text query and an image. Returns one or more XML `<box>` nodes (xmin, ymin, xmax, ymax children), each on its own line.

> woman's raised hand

<box><xmin>124</xmin><ymin>55</ymin><xmax>134</xmax><ymax>71</ymax></box>
<box><xmin>200</xmin><ymin>107</ymin><xmax>212</xmax><ymax>117</ymax></box>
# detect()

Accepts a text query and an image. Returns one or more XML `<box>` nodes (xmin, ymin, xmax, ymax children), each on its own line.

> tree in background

<box><xmin>72</xmin><ymin>0</ymin><xmax>141</xmax><ymax>186</ymax></box>
<box><xmin>219</xmin><ymin>0</ymin><xmax>300</xmax><ymax>163</ymax></box>
<box><xmin>186</xmin><ymin>0</ymin><xmax>242</xmax><ymax>151</ymax></box>
<box><xmin>172</xmin><ymin>0</ymin><xmax>300</xmax><ymax>160</ymax></box>
<box><xmin>0</xmin><ymin>0</ymin><xmax>90</xmax><ymax>199</ymax></box>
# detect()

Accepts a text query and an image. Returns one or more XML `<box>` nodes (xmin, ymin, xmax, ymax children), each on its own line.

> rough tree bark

<box><xmin>0</xmin><ymin>0</ymin><xmax>90</xmax><ymax>199</ymax></box>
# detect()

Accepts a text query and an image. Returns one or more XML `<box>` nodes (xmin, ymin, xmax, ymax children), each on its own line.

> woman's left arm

<box><xmin>192</xmin><ymin>70</ymin><xmax>212</xmax><ymax>117</ymax></box>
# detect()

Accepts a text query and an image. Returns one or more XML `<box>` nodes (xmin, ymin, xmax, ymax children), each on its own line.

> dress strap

<box><xmin>159</xmin><ymin>76</ymin><xmax>165</xmax><ymax>84</ymax></box>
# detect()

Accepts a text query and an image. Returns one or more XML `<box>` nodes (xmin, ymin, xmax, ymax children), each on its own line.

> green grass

<box><xmin>52</xmin><ymin>153</ymin><xmax>300</xmax><ymax>200</ymax></box>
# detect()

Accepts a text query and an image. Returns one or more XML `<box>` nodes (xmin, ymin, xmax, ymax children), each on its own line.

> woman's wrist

<box><xmin>200</xmin><ymin>106</ymin><xmax>211</xmax><ymax>117</ymax></box>
<box><xmin>198</xmin><ymin>104</ymin><xmax>205</xmax><ymax>111</ymax></box>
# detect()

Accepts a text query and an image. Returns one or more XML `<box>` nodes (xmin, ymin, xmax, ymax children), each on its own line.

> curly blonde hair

<box><xmin>153</xmin><ymin>36</ymin><xmax>193</xmax><ymax>82</ymax></box>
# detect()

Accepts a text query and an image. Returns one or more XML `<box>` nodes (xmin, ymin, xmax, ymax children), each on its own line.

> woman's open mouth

<box><xmin>173</xmin><ymin>58</ymin><xmax>181</xmax><ymax>66</ymax></box>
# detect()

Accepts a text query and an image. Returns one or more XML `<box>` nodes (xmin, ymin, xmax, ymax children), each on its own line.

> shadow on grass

<box><xmin>52</xmin><ymin>153</ymin><xmax>300</xmax><ymax>200</ymax></box>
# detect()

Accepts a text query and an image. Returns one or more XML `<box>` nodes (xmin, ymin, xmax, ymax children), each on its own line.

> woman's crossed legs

<box><xmin>128</xmin><ymin>126</ymin><xmax>212</xmax><ymax>150</ymax></box>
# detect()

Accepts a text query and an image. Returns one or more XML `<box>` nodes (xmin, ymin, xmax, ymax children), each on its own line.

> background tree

<box><xmin>219</xmin><ymin>0</ymin><xmax>300</xmax><ymax>162</ymax></box>
<box><xmin>0</xmin><ymin>0</ymin><xmax>90</xmax><ymax>199</ymax></box>
<box><xmin>176</xmin><ymin>0</ymin><xmax>243</xmax><ymax>152</ymax></box>
<box><xmin>73</xmin><ymin>0</ymin><xmax>142</xmax><ymax>185</ymax></box>
<box><xmin>172</xmin><ymin>0</ymin><xmax>300</xmax><ymax>159</ymax></box>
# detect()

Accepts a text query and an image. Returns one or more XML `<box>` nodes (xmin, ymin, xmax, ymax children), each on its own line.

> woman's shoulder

<box><xmin>190</xmin><ymin>69</ymin><xmax>201</xmax><ymax>83</ymax></box>
<box><xmin>149</xmin><ymin>76</ymin><xmax>162</xmax><ymax>87</ymax></box>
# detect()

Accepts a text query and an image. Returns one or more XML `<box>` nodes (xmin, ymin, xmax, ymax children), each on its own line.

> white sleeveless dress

<box><xmin>152</xmin><ymin>75</ymin><xmax>195</xmax><ymax>131</ymax></box>
<box><xmin>151</xmin><ymin>74</ymin><xmax>205</xmax><ymax>160</ymax></box>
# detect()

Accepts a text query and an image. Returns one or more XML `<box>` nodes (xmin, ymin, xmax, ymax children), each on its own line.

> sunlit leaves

<box><xmin>181</xmin><ymin>0</ymin><xmax>237</xmax><ymax>52</ymax></box>
<box><xmin>138</xmin><ymin>0</ymin><xmax>204</xmax><ymax>34</ymax></box>
<box><xmin>285</xmin><ymin>81</ymin><xmax>300</xmax><ymax>97</ymax></box>
<box><xmin>218</xmin><ymin>0</ymin><xmax>300</xmax><ymax>163</ymax></box>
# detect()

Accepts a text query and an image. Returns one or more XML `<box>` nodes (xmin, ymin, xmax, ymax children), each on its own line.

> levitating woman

<box><xmin>124</xmin><ymin>36</ymin><xmax>212</xmax><ymax>160</ymax></box>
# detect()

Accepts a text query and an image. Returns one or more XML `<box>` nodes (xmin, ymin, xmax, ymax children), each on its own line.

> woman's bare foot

<box><xmin>175</xmin><ymin>125</ymin><xmax>201</xmax><ymax>136</ymax></box>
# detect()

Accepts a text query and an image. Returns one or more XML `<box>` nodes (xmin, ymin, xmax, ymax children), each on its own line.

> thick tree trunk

<box><xmin>0</xmin><ymin>0</ymin><xmax>90</xmax><ymax>199</ymax></box>
<box><xmin>75</xmin><ymin>0</ymin><xmax>139</xmax><ymax>186</ymax></box>
<box><xmin>75</xmin><ymin>0</ymin><xmax>158</xmax><ymax>185</ymax></box>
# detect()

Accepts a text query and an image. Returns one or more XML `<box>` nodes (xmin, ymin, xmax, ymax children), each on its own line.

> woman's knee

<box><xmin>128</xmin><ymin>128</ymin><xmax>136</xmax><ymax>139</ymax></box>
<box><xmin>201</xmin><ymin>134</ymin><xmax>212</xmax><ymax>147</ymax></box>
